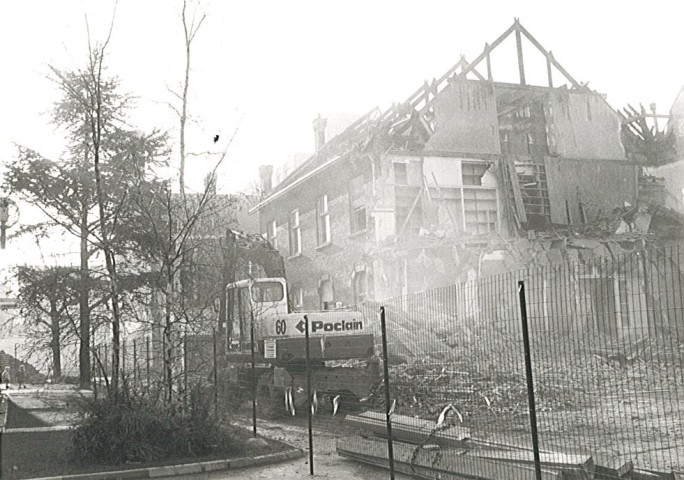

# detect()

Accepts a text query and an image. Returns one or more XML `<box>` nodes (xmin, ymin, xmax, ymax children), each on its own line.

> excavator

<box><xmin>219</xmin><ymin>229</ymin><xmax>379</xmax><ymax>416</ymax></box>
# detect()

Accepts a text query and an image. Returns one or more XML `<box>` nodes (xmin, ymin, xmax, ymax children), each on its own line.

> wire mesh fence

<box><xmin>90</xmin><ymin>243</ymin><xmax>683</xmax><ymax>478</ymax></box>
<box><xmin>344</xmin><ymin>243</ymin><xmax>684</xmax><ymax>478</ymax></box>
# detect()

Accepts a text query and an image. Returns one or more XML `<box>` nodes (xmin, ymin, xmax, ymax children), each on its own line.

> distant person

<box><xmin>2</xmin><ymin>366</ymin><xmax>10</xmax><ymax>389</ymax></box>
<box><xmin>17</xmin><ymin>364</ymin><xmax>26</xmax><ymax>389</ymax></box>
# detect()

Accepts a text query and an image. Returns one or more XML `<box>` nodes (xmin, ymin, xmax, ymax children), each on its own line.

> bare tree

<box><xmin>171</xmin><ymin>0</ymin><xmax>206</xmax><ymax>194</ymax></box>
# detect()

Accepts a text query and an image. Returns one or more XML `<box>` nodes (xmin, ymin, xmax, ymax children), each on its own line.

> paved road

<box><xmin>161</xmin><ymin>417</ymin><xmax>412</xmax><ymax>480</ymax></box>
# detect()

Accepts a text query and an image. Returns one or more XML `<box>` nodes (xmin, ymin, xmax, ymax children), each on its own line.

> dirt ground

<box><xmin>161</xmin><ymin>416</ymin><xmax>412</xmax><ymax>480</ymax></box>
<box><xmin>157</xmin><ymin>383</ymin><xmax>684</xmax><ymax>479</ymax></box>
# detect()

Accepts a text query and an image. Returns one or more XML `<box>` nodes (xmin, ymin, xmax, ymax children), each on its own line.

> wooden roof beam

<box><xmin>460</xmin><ymin>56</ymin><xmax>486</xmax><ymax>81</ymax></box>
<box><xmin>455</xmin><ymin>21</ymin><xmax>517</xmax><ymax>81</ymax></box>
<box><xmin>517</xmin><ymin>22</ymin><xmax>581</xmax><ymax>89</ymax></box>
<box><xmin>515</xmin><ymin>19</ymin><xmax>526</xmax><ymax>85</ymax></box>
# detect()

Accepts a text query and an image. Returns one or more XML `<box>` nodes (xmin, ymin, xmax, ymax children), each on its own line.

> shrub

<box><xmin>71</xmin><ymin>381</ymin><xmax>233</xmax><ymax>465</ymax></box>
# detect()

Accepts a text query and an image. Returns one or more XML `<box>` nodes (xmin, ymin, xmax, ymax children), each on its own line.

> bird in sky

<box><xmin>213</xmin><ymin>134</ymin><xmax>219</xmax><ymax>143</ymax></box>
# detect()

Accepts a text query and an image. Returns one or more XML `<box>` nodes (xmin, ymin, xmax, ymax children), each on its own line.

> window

<box><xmin>291</xmin><ymin>286</ymin><xmax>304</xmax><ymax>311</ymax></box>
<box><xmin>526</xmin><ymin>133</ymin><xmax>534</xmax><ymax>154</ymax></box>
<box><xmin>316</xmin><ymin>194</ymin><xmax>331</xmax><ymax>245</ymax></box>
<box><xmin>353</xmin><ymin>269</ymin><xmax>368</xmax><ymax>305</ymax></box>
<box><xmin>289</xmin><ymin>210</ymin><xmax>301</xmax><ymax>256</ymax></box>
<box><xmin>228</xmin><ymin>286</ymin><xmax>251</xmax><ymax>349</ymax></box>
<box><xmin>351</xmin><ymin>206</ymin><xmax>367</xmax><ymax>233</ymax></box>
<box><xmin>267</xmin><ymin>220</ymin><xmax>277</xmax><ymax>249</ymax></box>
<box><xmin>393</xmin><ymin>162</ymin><xmax>408</xmax><ymax>185</ymax></box>
<box><xmin>318</xmin><ymin>278</ymin><xmax>333</xmax><ymax>310</ymax></box>
<box><xmin>462</xmin><ymin>162</ymin><xmax>487</xmax><ymax>186</ymax></box>
<box><xmin>349</xmin><ymin>175</ymin><xmax>367</xmax><ymax>234</ymax></box>
<box><xmin>514</xmin><ymin>106</ymin><xmax>531</xmax><ymax>118</ymax></box>
<box><xmin>251</xmin><ymin>281</ymin><xmax>284</xmax><ymax>303</ymax></box>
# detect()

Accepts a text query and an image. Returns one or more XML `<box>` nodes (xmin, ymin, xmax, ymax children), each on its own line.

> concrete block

<box><xmin>201</xmin><ymin>459</ymin><xmax>230</xmax><ymax>472</ymax></box>
<box><xmin>230</xmin><ymin>457</ymin><xmax>253</xmax><ymax>468</ymax></box>
<box><xmin>149</xmin><ymin>465</ymin><xmax>179</xmax><ymax>477</ymax></box>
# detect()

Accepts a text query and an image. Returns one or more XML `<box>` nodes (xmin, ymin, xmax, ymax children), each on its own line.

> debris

<box><xmin>337</xmin><ymin>435</ymin><xmax>568</xmax><ymax>480</ymax></box>
<box><xmin>346</xmin><ymin>411</ymin><xmax>470</xmax><ymax>448</ymax></box>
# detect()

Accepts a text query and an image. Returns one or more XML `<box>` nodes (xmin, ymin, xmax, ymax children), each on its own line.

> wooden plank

<box><xmin>455</xmin><ymin>22</ymin><xmax>517</xmax><ymax>82</ymax></box>
<box><xmin>629</xmin><ymin>469</ymin><xmax>675</xmax><ymax>480</ymax></box>
<box><xmin>358</xmin><ymin>411</ymin><xmax>470</xmax><ymax>437</ymax></box>
<box><xmin>470</xmin><ymin>449</ymin><xmax>594</xmax><ymax>474</ymax></box>
<box><xmin>517</xmin><ymin>23</ymin><xmax>580</xmax><ymax>89</ymax></box>
<box><xmin>397</xmin><ymin>183</ymin><xmax>425</xmax><ymax>237</ymax></box>
<box><xmin>430</xmin><ymin>173</ymin><xmax>458</xmax><ymax>232</ymax></box>
<box><xmin>460</xmin><ymin>56</ymin><xmax>486</xmax><ymax>82</ymax></box>
<box><xmin>346</xmin><ymin>412</ymin><xmax>470</xmax><ymax>448</ymax></box>
<box><xmin>515</xmin><ymin>21</ymin><xmax>526</xmax><ymax>85</ymax></box>
<box><xmin>503</xmin><ymin>155</ymin><xmax>528</xmax><ymax>223</ymax></box>
<box><xmin>338</xmin><ymin>436</ymin><xmax>565</xmax><ymax>480</ymax></box>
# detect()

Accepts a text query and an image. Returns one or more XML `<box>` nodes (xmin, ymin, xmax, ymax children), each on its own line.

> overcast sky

<box><xmin>1</xmin><ymin>0</ymin><xmax>684</xmax><ymax>263</ymax></box>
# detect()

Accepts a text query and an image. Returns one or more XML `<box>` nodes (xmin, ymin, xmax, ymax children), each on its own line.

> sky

<box><xmin>1</xmin><ymin>0</ymin><xmax>684</xmax><ymax>264</ymax></box>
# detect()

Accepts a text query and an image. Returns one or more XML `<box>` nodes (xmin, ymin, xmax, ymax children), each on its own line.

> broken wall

<box><xmin>544</xmin><ymin>91</ymin><xmax>625</xmax><ymax>160</ymax></box>
<box><xmin>545</xmin><ymin>157</ymin><xmax>638</xmax><ymax>225</ymax></box>
<box><xmin>644</xmin><ymin>160</ymin><xmax>684</xmax><ymax>213</ymax></box>
<box><xmin>424</xmin><ymin>79</ymin><xmax>500</xmax><ymax>154</ymax></box>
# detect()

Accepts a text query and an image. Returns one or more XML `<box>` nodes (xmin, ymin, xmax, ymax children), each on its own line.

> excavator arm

<box><xmin>223</xmin><ymin>228</ymin><xmax>286</xmax><ymax>279</ymax></box>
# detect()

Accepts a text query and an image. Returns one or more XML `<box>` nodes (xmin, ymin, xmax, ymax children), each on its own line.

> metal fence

<box><xmin>92</xmin><ymin>243</ymin><xmax>684</xmax><ymax>478</ymax></box>
<box><xmin>345</xmin><ymin>243</ymin><xmax>684</xmax><ymax>478</ymax></box>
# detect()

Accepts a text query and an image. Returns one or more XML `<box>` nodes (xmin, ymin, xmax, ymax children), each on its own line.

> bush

<box><xmin>71</xmin><ymin>382</ymin><xmax>233</xmax><ymax>465</ymax></box>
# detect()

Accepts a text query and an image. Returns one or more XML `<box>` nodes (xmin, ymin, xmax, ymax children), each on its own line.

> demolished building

<box><xmin>250</xmin><ymin>19</ymin><xmax>680</xmax><ymax>328</ymax></box>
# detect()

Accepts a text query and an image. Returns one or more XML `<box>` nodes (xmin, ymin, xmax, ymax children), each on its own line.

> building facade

<box><xmin>252</xmin><ymin>20</ymin><xmax>640</xmax><ymax>311</ymax></box>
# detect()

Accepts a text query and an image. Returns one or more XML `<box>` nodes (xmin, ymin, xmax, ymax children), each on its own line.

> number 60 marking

<box><xmin>275</xmin><ymin>319</ymin><xmax>287</xmax><ymax>335</ymax></box>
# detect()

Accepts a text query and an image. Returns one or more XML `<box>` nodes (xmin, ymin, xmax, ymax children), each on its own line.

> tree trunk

<box><xmin>78</xmin><ymin>208</ymin><xmax>91</xmax><ymax>388</ymax></box>
<box><xmin>50</xmin><ymin>301</ymin><xmax>62</xmax><ymax>380</ymax></box>
<box><xmin>89</xmin><ymin>53</ymin><xmax>123</xmax><ymax>393</ymax></box>
<box><xmin>164</xmin><ymin>271</ymin><xmax>174</xmax><ymax>402</ymax></box>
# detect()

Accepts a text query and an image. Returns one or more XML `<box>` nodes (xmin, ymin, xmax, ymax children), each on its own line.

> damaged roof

<box><xmin>252</xmin><ymin>18</ymin><xmax>607</xmax><ymax>212</ymax></box>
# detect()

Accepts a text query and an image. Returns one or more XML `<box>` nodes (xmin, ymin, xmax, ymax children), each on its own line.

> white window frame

<box><xmin>292</xmin><ymin>286</ymin><xmax>304</xmax><ymax>310</ymax></box>
<box><xmin>393</xmin><ymin>162</ymin><xmax>408</xmax><ymax>185</ymax></box>
<box><xmin>317</xmin><ymin>194</ymin><xmax>331</xmax><ymax>245</ymax></box>
<box><xmin>289</xmin><ymin>209</ymin><xmax>302</xmax><ymax>256</ymax></box>
<box><xmin>349</xmin><ymin>175</ymin><xmax>367</xmax><ymax>234</ymax></box>
<box><xmin>352</xmin><ymin>267</ymin><xmax>368</xmax><ymax>305</ymax></box>
<box><xmin>267</xmin><ymin>220</ymin><xmax>277</xmax><ymax>249</ymax></box>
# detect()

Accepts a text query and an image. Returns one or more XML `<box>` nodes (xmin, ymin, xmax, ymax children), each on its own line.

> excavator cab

<box><xmin>226</xmin><ymin>278</ymin><xmax>288</xmax><ymax>351</ymax></box>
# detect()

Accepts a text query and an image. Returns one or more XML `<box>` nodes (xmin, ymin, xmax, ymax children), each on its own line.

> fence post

<box><xmin>304</xmin><ymin>315</ymin><xmax>314</xmax><ymax>476</ymax></box>
<box><xmin>213</xmin><ymin>329</ymin><xmax>218</xmax><ymax>419</ymax></box>
<box><xmin>183</xmin><ymin>334</ymin><xmax>188</xmax><ymax>414</ymax></box>
<box><xmin>92</xmin><ymin>344</ymin><xmax>98</xmax><ymax>398</ymax></box>
<box><xmin>250</xmin><ymin>311</ymin><xmax>257</xmax><ymax>437</ymax></box>
<box><xmin>146</xmin><ymin>336</ymin><xmax>151</xmax><ymax>387</ymax></box>
<box><xmin>104</xmin><ymin>344</ymin><xmax>109</xmax><ymax>386</ymax></box>
<box><xmin>122</xmin><ymin>340</ymin><xmax>126</xmax><ymax>386</ymax></box>
<box><xmin>133</xmin><ymin>339</ymin><xmax>138</xmax><ymax>388</ymax></box>
<box><xmin>379</xmin><ymin>306</ymin><xmax>395</xmax><ymax>480</ymax></box>
<box><xmin>518</xmin><ymin>281</ymin><xmax>542</xmax><ymax>480</ymax></box>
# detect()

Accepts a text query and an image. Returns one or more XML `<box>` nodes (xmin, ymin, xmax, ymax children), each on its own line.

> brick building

<box><xmin>251</xmin><ymin>20</ymin><xmax>638</xmax><ymax>310</ymax></box>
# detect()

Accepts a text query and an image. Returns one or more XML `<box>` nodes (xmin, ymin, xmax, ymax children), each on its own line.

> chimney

<box><xmin>313</xmin><ymin>114</ymin><xmax>327</xmax><ymax>152</ymax></box>
<box><xmin>259</xmin><ymin>165</ymin><xmax>274</xmax><ymax>195</ymax></box>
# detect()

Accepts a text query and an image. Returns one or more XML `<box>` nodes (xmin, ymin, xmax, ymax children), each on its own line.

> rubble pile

<box><xmin>337</xmin><ymin>411</ymin><xmax>676</xmax><ymax>479</ymax></box>
<box><xmin>368</xmin><ymin>355</ymin><xmax>583</xmax><ymax>423</ymax></box>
